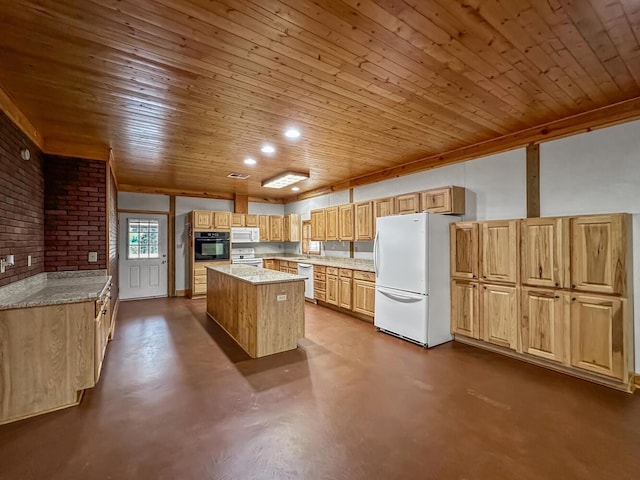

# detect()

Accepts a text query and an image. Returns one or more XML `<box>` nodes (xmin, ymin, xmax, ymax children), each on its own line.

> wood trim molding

<box><xmin>44</xmin><ymin>139</ymin><xmax>110</xmax><ymax>161</ymax></box>
<box><xmin>234</xmin><ymin>194</ymin><xmax>249</xmax><ymax>214</ymax></box>
<box><xmin>108</xmin><ymin>149</ymin><xmax>119</xmax><ymax>190</ymax></box>
<box><xmin>0</xmin><ymin>83</ymin><xmax>44</xmax><ymax>149</ymax></box>
<box><xmin>169</xmin><ymin>196</ymin><xmax>176</xmax><ymax>297</ymax></box>
<box><xmin>175</xmin><ymin>289</ymin><xmax>187</xmax><ymax>297</ymax></box>
<box><xmin>288</xmin><ymin>96</ymin><xmax>640</xmax><ymax>203</ymax></box>
<box><xmin>118</xmin><ymin>209</ymin><xmax>170</xmax><ymax>215</ymax></box>
<box><xmin>118</xmin><ymin>184</ymin><xmax>284</xmax><ymax>204</ymax></box>
<box><xmin>634</xmin><ymin>374</ymin><xmax>640</xmax><ymax>391</ymax></box>
<box><xmin>526</xmin><ymin>143</ymin><xmax>540</xmax><ymax>218</ymax></box>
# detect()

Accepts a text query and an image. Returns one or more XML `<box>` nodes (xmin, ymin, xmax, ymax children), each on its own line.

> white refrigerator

<box><xmin>374</xmin><ymin>212</ymin><xmax>460</xmax><ymax>347</ymax></box>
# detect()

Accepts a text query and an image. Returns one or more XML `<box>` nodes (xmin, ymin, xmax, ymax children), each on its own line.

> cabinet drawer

<box><xmin>315</xmin><ymin>290</ymin><xmax>326</xmax><ymax>302</ymax></box>
<box><xmin>195</xmin><ymin>266</ymin><xmax>207</xmax><ymax>276</ymax></box>
<box><xmin>353</xmin><ymin>270</ymin><xmax>375</xmax><ymax>281</ymax></box>
<box><xmin>193</xmin><ymin>283</ymin><xmax>207</xmax><ymax>295</ymax></box>
<box><xmin>314</xmin><ymin>265</ymin><xmax>326</xmax><ymax>274</ymax></box>
<box><xmin>194</xmin><ymin>275</ymin><xmax>207</xmax><ymax>284</ymax></box>
<box><xmin>314</xmin><ymin>279</ymin><xmax>326</xmax><ymax>291</ymax></box>
<box><xmin>339</xmin><ymin>268</ymin><xmax>353</xmax><ymax>278</ymax></box>
<box><xmin>313</xmin><ymin>271</ymin><xmax>325</xmax><ymax>281</ymax></box>
<box><xmin>326</xmin><ymin>267</ymin><xmax>339</xmax><ymax>275</ymax></box>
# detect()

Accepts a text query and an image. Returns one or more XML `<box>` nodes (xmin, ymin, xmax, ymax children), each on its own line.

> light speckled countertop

<box><xmin>208</xmin><ymin>264</ymin><xmax>305</xmax><ymax>285</ymax></box>
<box><xmin>0</xmin><ymin>270</ymin><xmax>112</xmax><ymax>311</ymax></box>
<box><xmin>259</xmin><ymin>254</ymin><xmax>375</xmax><ymax>272</ymax></box>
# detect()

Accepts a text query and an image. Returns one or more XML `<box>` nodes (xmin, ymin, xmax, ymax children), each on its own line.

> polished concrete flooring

<box><xmin>1</xmin><ymin>298</ymin><xmax>639</xmax><ymax>479</ymax></box>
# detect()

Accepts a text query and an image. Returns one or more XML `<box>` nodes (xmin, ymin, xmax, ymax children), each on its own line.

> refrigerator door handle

<box><xmin>377</xmin><ymin>287</ymin><xmax>424</xmax><ymax>303</ymax></box>
<box><xmin>373</xmin><ymin>232</ymin><xmax>378</xmax><ymax>276</ymax></box>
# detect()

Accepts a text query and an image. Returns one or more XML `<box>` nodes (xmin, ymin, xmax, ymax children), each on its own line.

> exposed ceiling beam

<box><xmin>118</xmin><ymin>184</ymin><xmax>284</xmax><ymax>204</ymax></box>
<box><xmin>0</xmin><ymin>82</ymin><xmax>43</xmax><ymax>150</ymax></box>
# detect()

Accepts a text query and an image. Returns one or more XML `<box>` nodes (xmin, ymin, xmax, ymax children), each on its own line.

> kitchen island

<box><xmin>206</xmin><ymin>265</ymin><xmax>305</xmax><ymax>358</ymax></box>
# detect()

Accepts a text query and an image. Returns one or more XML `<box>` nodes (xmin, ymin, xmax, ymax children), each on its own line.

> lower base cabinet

<box><xmin>521</xmin><ymin>287</ymin><xmax>569</xmax><ymax>364</ymax></box>
<box><xmin>326</xmin><ymin>273</ymin><xmax>339</xmax><ymax>306</ymax></box>
<box><xmin>353</xmin><ymin>280</ymin><xmax>375</xmax><ymax>316</ymax></box>
<box><xmin>451</xmin><ymin>280</ymin><xmax>479</xmax><ymax>339</ymax></box>
<box><xmin>481</xmin><ymin>283</ymin><xmax>518</xmax><ymax>350</ymax></box>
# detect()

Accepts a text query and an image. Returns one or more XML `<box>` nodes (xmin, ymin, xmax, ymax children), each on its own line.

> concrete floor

<box><xmin>1</xmin><ymin>297</ymin><xmax>639</xmax><ymax>479</ymax></box>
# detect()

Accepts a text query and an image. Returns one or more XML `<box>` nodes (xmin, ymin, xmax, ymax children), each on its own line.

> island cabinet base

<box><xmin>207</xmin><ymin>269</ymin><xmax>305</xmax><ymax>358</ymax></box>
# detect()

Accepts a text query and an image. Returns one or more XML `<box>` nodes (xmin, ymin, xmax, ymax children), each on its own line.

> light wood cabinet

<box><xmin>193</xmin><ymin>210</ymin><xmax>213</xmax><ymax>230</ymax></box>
<box><xmin>338</xmin><ymin>204</ymin><xmax>355</xmax><ymax>241</ymax></box>
<box><xmin>314</xmin><ymin>265</ymin><xmax>326</xmax><ymax>302</ymax></box>
<box><xmin>480</xmin><ymin>220</ymin><xmax>519</xmax><ymax>284</ymax></box>
<box><xmin>521</xmin><ymin>217</ymin><xmax>569</xmax><ymax>289</ymax></box>
<box><xmin>325</xmin><ymin>206</ymin><xmax>339</xmax><ymax>241</ymax></box>
<box><xmin>245</xmin><ymin>214</ymin><xmax>258</xmax><ymax>227</ymax></box>
<box><xmin>231</xmin><ymin>213</ymin><xmax>244</xmax><ymax>227</ymax></box>
<box><xmin>258</xmin><ymin>215</ymin><xmax>269</xmax><ymax>241</ymax></box>
<box><xmin>339</xmin><ymin>277</ymin><xmax>352</xmax><ymax>310</ymax></box>
<box><xmin>355</xmin><ymin>201</ymin><xmax>373</xmax><ymax>240</ymax></box>
<box><xmin>311</xmin><ymin>209</ymin><xmax>326</xmax><ymax>241</ymax></box>
<box><xmin>326</xmin><ymin>273</ymin><xmax>339</xmax><ymax>305</ymax></box>
<box><xmin>570</xmin><ymin>214</ymin><xmax>628</xmax><ymax>295</ymax></box>
<box><xmin>269</xmin><ymin>215</ymin><xmax>283</xmax><ymax>241</ymax></box>
<box><xmin>213</xmin><ymin>211</ymin><xmax>231</xmax><ymax>230</ymax></box>
<box><xmin>521</xmin><ymin>287</ymin><xmax>569</xmax><ymax>364</ymax></box>
<box><xmin>263</xmin><ymin>259</ymin><xmax>279</xmax><ymax>271</ymax></box>
<box><xmin>353</xmin><ymin>270</ymin><xmax>375</xmax><ymax>317</ymax></box>
<box><xmin>450</xmin><ymin>222</ymin><xmax>479</xmax><ymax>280</ymax></box>
<box><xmin>421</xmin><ymin>186</ymin><xmax>465</xmax><ymax>215</ymax></box>
<box><xmin>451</xmin><ymin>280</ymin><xmax>479</xmax><ymax>339</ymax></box>
<box><xmin>570</xmin><ymin>294</ymin><xmax>626</xmax><ymax>380</ymax></box>
<box><xmin>481</xmin><ymin>283</ymin><xmax>518</xmax><ymax>350</ymax></box>
<box><xmin>373</xmin><ymin>197</ymin><xmax>395</xmax><ymax>219</ymax></box>
<box><xmin>395</xmin><ymin>193</ymin><xmax>420</xmax><ymax>215</ymax></box>
<box><xmin>283</xmin><ymin>214</ymin><xmax>301</xmax><ymax>242</ymax></box>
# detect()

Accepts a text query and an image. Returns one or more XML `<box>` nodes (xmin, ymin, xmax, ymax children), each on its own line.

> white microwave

<box><xmin>231</xmin><ymin>227</ymin><xmax>260</xmax><ymax>243</ymax></box>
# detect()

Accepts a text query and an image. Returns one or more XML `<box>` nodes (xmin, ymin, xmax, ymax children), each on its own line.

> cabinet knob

<box><xmin>482</xmin><ymin>275</ymin><xmax>487</xmax><ymax>279</ymax></box>
<box><xmin>472</xmin><ymin>274</ymin><xmax>476</xmax><ymax>278</ymax></box>
<box><xmin>571</xmin><ymin>284</ymin><xmax>576</xmax><ymax>289</ymax></box>
<box><xmin>555</xmin><ymin>282</ymin><xmax>559</xmax><ymax>287</ymax></box>
<box><xmin>554</xmin><ymin>295</ymin><xmax>560</xmax><ymax>299</ymax></box>
<box><xmin>572</xmin><ymin>297</ymin><xmax>576</xmax><ymax>301</ymax></box>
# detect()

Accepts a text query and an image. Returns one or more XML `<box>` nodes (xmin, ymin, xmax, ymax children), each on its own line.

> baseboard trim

<box><xmin>109</xmin><ymin>297</ymin><xmax>120</xmax><ymax>340</ymax></box>
<box><xmin>634</xmin><ymin>374</ymin><xmax>640</xmax><ymax>390</ymax></box>
<box><xmin>175</xmin><ymin>289</ymin><xmax>187</xmax><ymax>297</ymax></box>
<box><xmin>454</xmin><ymin>335</ymin><xmax>634</xmax><ymax>394</ymax></box>
<box><xmin>315</xmin><ymin>300</ymin><xmax>374</xmax><ymax>324</ymax></box>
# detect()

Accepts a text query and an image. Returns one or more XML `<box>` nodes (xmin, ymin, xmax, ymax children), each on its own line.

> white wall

<box><xmin>118</xmin><ymin>192</ymin><xmax>170</xmax><ymax>211</ymax></box>
<box><xmin>540</xmin><ymin>119</ymin><xmax>640</xmax><ymax>372</ymax></box>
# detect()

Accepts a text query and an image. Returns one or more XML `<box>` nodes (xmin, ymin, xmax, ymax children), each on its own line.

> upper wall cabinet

<box><xmin>355</xmin><ymin>201</ymin><xmax>374</xmax><ymax>241</ymax></box>
<box><xmin>395</xmin><ymin>193</ymin><xmax>420</xmax><ymax>215</ymax></box>
<box><xmin>245</xmin><ymin>214</ymin><xmax>258</xmax><ymax>227</ymax></box>
<box><xmin>258</xmin><ymin>215</ymin><xmax>270</xmax><ymax>241</ymax></box>
<box><xmin>450</xmin><ymin>222</ymin><xmax>479</xmax><ymax>280</ymax></box>
<box><xmin>521</xmin><ymin>217</ymin><xmax>569</xmax><ymax>289</ymax></box>
<box><xmin>283</xmin><ymin>214</ymin><xmax>301</xmax><ymax>242</ymax></box>
<box><xmin>421</xmin><ymin>186</ymin><xmax>465</xmax><ymax>215</ymax></box>
<box><xmin>231</xmin><ymin>213</ymin><xmax>244</xmax><ymax>227</ymax></box>
<box><xmin>213</xmin><ymin>211</ymin><xmax>231</xmax><ymax>230</ymax></box>
<box><xmin>311</xmin><ymin>209</ymin><xmax>326</xmax><ymax>241</ymax></box>
<box><xmin>373</xmin><ymin>197</ymin><xmax>395</xmax><ymax>219</ymax></box>
<box><xmin>325</xmin><ymin>206</ymin><xmax>339</xmax><ymax>241</ymax></box>
<box><xmin>570</xmin><ymin>214</ymin><xmax>629</xmax><ymax>295</ymax></box>
<box><xmin>193</xmin><ymin>211</ymin><xmax>213</xmax><ymax>230</ymax></box>
<box><xmin>480</xmin><ymin>220</ymin><xmax>519</xmax><ymax>284</ymax></box>
<box><xmin>339</xmin><ymin>204</ymin><xmax>355</xmax><ymax>241</ymax></box>
<box><xmin>269</xmin><ymin>215</ymin><xmax>283</xmax><ymax>241</ymax></box>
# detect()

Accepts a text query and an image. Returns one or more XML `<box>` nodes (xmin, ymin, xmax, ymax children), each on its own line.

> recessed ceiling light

<box><xmin>284</xmin><ymin>128</ymin><xmax>301</xmax><ymax>139</ymax></box>
<box><xmin>244</xmin><ymin>158</ymin><xmax>256</xmax><ymax>166</ymax></box>
<box><xmin>262</xmin><ymin>171</ymin><xmax>309</xmax><ymax>189</ymax></box>
<box><xmin>291</xmin><ymin>187</ymin><xmax>300</xmax><ymax>192</ymax></box>
<box><xmin>261</xmin><ymin>144</ymin><xmax>275</xmax><ymax>154</ymax></box>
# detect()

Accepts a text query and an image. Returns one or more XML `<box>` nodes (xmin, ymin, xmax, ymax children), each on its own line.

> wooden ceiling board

<box><xmin>1</xmin><ymin>0</ymin><xmax>640</xmax><ymax>200</ymax></box>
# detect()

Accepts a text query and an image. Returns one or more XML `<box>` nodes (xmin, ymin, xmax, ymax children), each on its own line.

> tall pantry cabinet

<box><xmin>450</xmin><ymin>213</ymin><xmax>634</xmax><ymax>392</ymax></box>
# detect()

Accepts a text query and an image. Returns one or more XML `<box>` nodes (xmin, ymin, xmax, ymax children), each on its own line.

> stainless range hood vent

<box><xmin>227</xmin><ymin>172</ymin><xmax>250</xmax><ymax>179</ymax></box>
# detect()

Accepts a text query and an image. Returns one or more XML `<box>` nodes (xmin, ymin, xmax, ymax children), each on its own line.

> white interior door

<box><xmin>119</xmin><ymin>213</ymin><xmax>168</xmax><ymax>300</ymax></box>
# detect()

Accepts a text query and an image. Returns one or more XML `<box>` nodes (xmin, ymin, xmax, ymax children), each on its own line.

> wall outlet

<box><xmin>277</xmin><ymin>294</ymin><xmax>287</xmax><ymax>301</ymax></box>
<box><xmin>88</xmin><ymin>252</ymin><xmax>98</xmax><ymax>262</ymax></box>
<box><xmin>28</xmin><ymin>255</ymin><xmax>32</xmax><ymax>267</ymax></box>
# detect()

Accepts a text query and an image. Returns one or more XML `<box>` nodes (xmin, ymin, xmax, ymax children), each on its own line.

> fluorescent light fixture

<box><xmin>284</xmin><ymin>128</ymin><xmax>300</xmax><ymax>139</ymax></box>
<box><xmin>244</xmin><ymin>157</ymin><xmax>256</xmax><ymax>165</ymax></box>
<box><xmin>291</xmin><ymin>187</ymin><xmax>300</xmax><ymax>192</ymax></box>
<box><xmin>262</xmin><ymin>171</ymin><xmax>309</xmax><ymax>189</ymax></box>
<box><xmin>261</xmin><ymin>144</ymin><xmax>276</xmax><ymax>154</ymax></box>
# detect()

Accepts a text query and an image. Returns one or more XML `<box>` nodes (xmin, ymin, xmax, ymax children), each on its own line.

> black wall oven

<box><xmin>194</xmin><ymin>231</ymin><xmax>230</xmax><ymax>261</ymax></box>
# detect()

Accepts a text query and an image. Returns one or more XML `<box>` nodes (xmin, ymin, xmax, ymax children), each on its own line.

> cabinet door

<box><xmin>311</xmin><ymin>209</ymin><xmax>326</xmax><ymax>241</ymax></box>
<box><xmin>395</xmin><ymin>193</ymin><xmax>420</xmax><ymax>214</ymax></box>
<box><xmin>245</xmin><ymin>214</ymin><xmax>258</xmax><ymax>227</ymax></box>
<box><xmin>481</xmin><ymin>284</ymin><xmax>518</xmax><ymax>350</ymax></box>
<box><xmin>450</xmin><ymin>280</ymin><xmax>479</xmax><ymax>339</ymax></box>
<box><xmin>338</xmin><ymin>204</ymin><xmax>355</xmax><ymax>241</ymax></box>
<box><xmin>339</xmin><ymin>277</ymin><xmax>352</xmax><ymax>310</ymax></box>
<box><xmin>521</xmin><ymin>288</ymin><xmax>569</xmax><ymax>364</ymax></box>
<box><xmin>450</xmin><ymin>222</ymin><xmax>478</xmax><ymax>280</ymax></box>
<box><xmin>326</xmin><ymin>275</ymin><xmax>339</xmax><ymax>305</ymax></box>
<box><xmin>355</xmin><ymin>201</ymin><xmax>373</xmax><ymax>240</ymax></box>
<box><xmin>193</xmin><ymin>211</ymin><xmax>212</xmax><ymax>230</ymax></box>
<box><xmin>570</xmin><ymin>294</ymin><xmax>626</xmax><ymax>380</ymax></box>
<box><xmin>353</xmin><ymin>280</ymin><xmax>375</xmax><ymax>316</ymax></box>
<box><xmin>421</xmin><ymin>188</ymin><xmax>451</xmax><ymax>213</ymax></box>
<box><xmin>231</xmin><ymin>213</ymin><xmax>244</xmax><ymax>227</ymax></box>
<box><xmin>282</xmin><ymin>215</ymin><xmax>291</xmax><ymax>241</ymax></box>
<box><xmin>284</xmin><ymin>214</ymin><xmax>301</xmax><ymax>242</ymax></box>
<box><xmin>570</xmin><ymin>214</ymin><xmax>628</xmax><ymax>295</ymax></box>
<box><xmin>258</xmin><ymin>215</ymin><xmax>270</xmax><ymax>241</ymax></box>
<box><xmin>270</xmin><ymin>215</ymin><xmax>283</xmax><ymax>241</ymax></box>
<box><xmin>521</xmin><ymin>217</ymin><xmax>568</xmax><ymax>288</ymax></box>
<box><xmin>213</xmin><ymin>211</ymin><xmax>231</xmax><ymax>230</ymax></box>
<box><xmin>325</xmin><ymin>206</ymin><xmax>339</xmax><ymax>241</ymax></box>
<box><xmin>373</xmin><ymin>197</ymin><xmax>395</xmax><ymax>219</ymax></box>
<box><xmin>480</xmin><ymin>220</ymin><xmax>519</xmax><ymax>284</ymax></box>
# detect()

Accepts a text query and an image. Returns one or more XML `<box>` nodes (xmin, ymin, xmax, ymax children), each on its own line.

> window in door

<box><xmin>128</xmin><ymin>219</ymin><xmax>160</xmax><ymax>259</ymax></box>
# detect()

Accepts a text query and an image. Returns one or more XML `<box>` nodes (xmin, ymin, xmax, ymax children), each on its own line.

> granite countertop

<box><xmin>208</xmin><ymin>264</ymin><xmax>305</xmax><ymax>285</ymax></box>
<box><xmin>0</xmin><ymin>270</ymin><xmax>112</xmax><ymax>311</ymax></box>
<box><xmin>258</xmin><ymin>254</ymin><xmax>375</xmax><ymax>272</ymax></box>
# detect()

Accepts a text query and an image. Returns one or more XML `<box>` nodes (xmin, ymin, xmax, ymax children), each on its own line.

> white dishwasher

<box><xmin>297</xmin><ymin>263</ymin><xmax>314</xmax><ymax>300</ymax></box>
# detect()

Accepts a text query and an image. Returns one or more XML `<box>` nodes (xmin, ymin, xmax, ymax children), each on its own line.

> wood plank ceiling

<box><xmin>1</xmin><ymin>0</ymin><xmax>640</xmax><ymax>200</ymax></box>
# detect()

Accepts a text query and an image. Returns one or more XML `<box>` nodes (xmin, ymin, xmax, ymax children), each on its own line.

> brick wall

<box><xmin>0</xmin><ymin>110</ymin><xmax>45</xmax><ymax>287</ymax></box>
<box><xmin>44</xmin><ymin>156</ymin><xmax>107</xmax><ymax>271</ymax></box>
